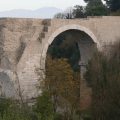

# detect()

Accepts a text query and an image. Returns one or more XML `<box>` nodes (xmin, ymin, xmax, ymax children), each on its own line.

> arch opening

<box><xmin>41</xmin><ymin>25</ymin><xmax>98</xmax><ymax>75</ymax></box>
<box><xmin>46</xmin><ymin>29</ymin><xmax>97</xmax><ymax>74</ymax></box>
<box><xmin>43</xmin><ymin>25</ymin><xmax>98</xmax><ymax>110</ymax></box>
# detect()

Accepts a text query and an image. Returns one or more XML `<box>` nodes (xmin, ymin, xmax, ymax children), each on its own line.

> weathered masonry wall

<box><xmin>0</xmin><ymin>17</ymin><xmax>120</xmax><ymax>102</ymax></box>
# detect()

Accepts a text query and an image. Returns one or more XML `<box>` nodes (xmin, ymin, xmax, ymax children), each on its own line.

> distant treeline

<box><xmin>54</xmin><ymin>0</ymin><xmax>120</xmax><ymax>19</ymax></box>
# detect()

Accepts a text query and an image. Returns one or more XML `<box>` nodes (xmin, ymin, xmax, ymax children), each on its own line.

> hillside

<box><xmin>0</xmin><ymin>7</ymin><xmax>63</xmax><ymax>18</ymax></box>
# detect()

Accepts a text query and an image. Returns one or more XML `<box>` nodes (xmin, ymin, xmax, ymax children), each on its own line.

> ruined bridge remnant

<box><xmin>0</xmin><ymin>17</ymin><xmax>120</xmax><ymax>105</ymax></box>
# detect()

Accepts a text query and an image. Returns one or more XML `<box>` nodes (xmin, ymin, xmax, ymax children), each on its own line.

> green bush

<box><xmin>0</xmin><ymin>98</ymin><xmax>34</xmax><ymax>120</ymax></box>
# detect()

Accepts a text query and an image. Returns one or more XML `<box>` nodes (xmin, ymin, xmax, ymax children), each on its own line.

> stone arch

<box><xmin>41</xmin><ymin>24</ymin><xmax>99</xmax><ymax>69</ymax></box>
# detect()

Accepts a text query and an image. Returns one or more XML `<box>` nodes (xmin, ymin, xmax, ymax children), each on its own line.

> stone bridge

<box><xmin>0</xmin><ymin>17</ymin><xmax>120</xmax><ymax>105</ymax></box>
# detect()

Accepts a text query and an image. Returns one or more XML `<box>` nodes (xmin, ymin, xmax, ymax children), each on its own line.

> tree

<box><xmin>45</xmin><ymin>56</ymin><xmax>81</xmax><ymax>119</ymax></box>
<box><xmin>0</xmin><ymin>98</ymin><xmax>34</xmax><ymax>120</ymax></box>
<box><xmin>64</xmin><ymin>7</ymin><xmax>74</xmax><ymax>19</ymax></box>
<box><xmin>54</xmin><ymin>12</ymin><xmax>66</xmax><ymax>19</ymax></box>
<box><xmin>73</xmin><ymin>5</ymin><xmax>86</xmax><ymax>18</ymax></box>
<box><xmin>48</xmin><ymin>32</ymin><xmax>80</xmax><ymax>72</ymax></box>
<box><xmin>85</xmin><ymin>51</ymin><xmax>108</xmax><ymax>120</ymax></box>
<box><xmin>54</xmin><ymin>7</ymin><xmax>73</xmax><ymax>19</ymax></box>
<box><xmin>34</xmin><ymin>91</ymin><xmax>55</xmax><ymax>120</ymax></box>
<box><xmin>104</xmin><ymin>0</ymin><xmax>120</xmax><ymax>12</ymax></box>
<box><xmin>85</xmin><ymin>41</ymin><xmax>120</xmax><ymax>120</ymax></box>
<box><xmin>84</xmin><ymin>0</ymin><xmax>108</xmax><ymax>16</ymax></box>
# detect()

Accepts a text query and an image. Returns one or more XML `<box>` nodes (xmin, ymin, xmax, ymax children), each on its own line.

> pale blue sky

<box><xmin>0</xmin><ymin>0</ymin><xmax>86</xmax><ymax>11</ymax></box>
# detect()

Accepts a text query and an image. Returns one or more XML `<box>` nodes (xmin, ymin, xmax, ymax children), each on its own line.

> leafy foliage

<box><xmin>54</xmin><ymin>6</ymin><xmax>86</xmax><ymax>19</ymax></box>
<box><xmin>54</xmin><ymin>13</ymin><xmax>66</xmax><ymax>19</ymax></box>
<box><xmin>48</xmin><ymin>32</ymin><xmax>80</xmax><ymax>72</ymax></box>
<box><xmin>85</xmin><ymin>0</ymin><xmax>108</xmax><ymax>16</ymax></box>
<box><xmin>0</xmin><ymin>99</ymin><xmax>34</xmax><ymax>120</ymax></box>
<box><xmin>104</xmin><ymin>0</ymin><xmax>120</xmax><ymax>12</ymax></box>
<box><xmin>33</xmin><ymin>91</ymin><xmax>56</xmax><ymax>120</ymax></box>
<box><xmin>54</xmin><ymin>7</ymin><xmax>73</xmax><ymax>19</ymax></box>
<box><xmin>45</xmin><ymin>56</ymin><xmax>81</xmax><ymax>119</ymax></box>
<box><xmin>85</xmin><ymin>41</ymin><xmax>120</xmax><ymax>120</ymax></box>
<box><xmin>0</xmin><ymin>99</ymin><xmax>12</xmax><ymax>118</ymax></box>
<box><xmin>73</xmin><ymin>5</ymin><xmax>86</xmax><ymax>18</ymax></box>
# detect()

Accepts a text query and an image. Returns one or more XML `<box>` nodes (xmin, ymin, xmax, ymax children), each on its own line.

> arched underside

<box><xmin>41</xmin><ymin>24</ymin><xmax>99</xmax><ymax>69</ymax></box>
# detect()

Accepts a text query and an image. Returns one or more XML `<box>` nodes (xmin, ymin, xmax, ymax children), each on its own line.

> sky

<box><xmin>0</xmin><ymin>0</ymin><xmax>86</xmax><ymax>11</ymax></box>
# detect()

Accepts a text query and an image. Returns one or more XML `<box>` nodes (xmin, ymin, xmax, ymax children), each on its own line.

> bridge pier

<box><xmin>78</xmin><ymin>40</ymin><xmax>96</xmax><ymax>110</ymax></box>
